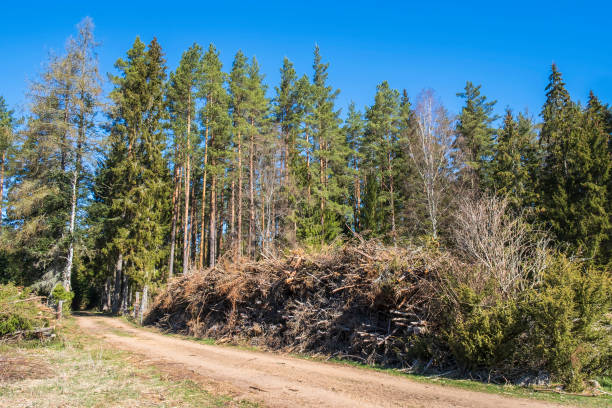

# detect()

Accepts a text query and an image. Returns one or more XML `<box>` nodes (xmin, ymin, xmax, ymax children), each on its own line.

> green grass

<box><xmin>0</xmin><ymin>317</ymin><xmax>260</xmax><ymax>408</ymax></box>
<box><xmin>294</xmin><ymin>355</ymin><xmax>612</xmax><ymax>408</ymax></box>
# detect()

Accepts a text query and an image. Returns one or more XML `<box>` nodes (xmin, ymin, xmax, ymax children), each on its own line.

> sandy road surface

<box><xmin>76</xmin><ymin>315</ymin><xmax>570</xmax><ymax>408</ymax></box>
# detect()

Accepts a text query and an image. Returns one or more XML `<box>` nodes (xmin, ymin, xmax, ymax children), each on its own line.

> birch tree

<box><xmin>409</xmin><ymin>89</ymin><xmax>453</xmax><ymax>240</ymax></box>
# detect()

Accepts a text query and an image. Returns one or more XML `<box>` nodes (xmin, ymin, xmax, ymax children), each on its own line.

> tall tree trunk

<box><xmin>120</xmin><ymin>272</ymin><xmax>128</xmax><ymax>315</ymax></box>
<box><xmin>190</xmin><ymin>183</ymin><xmax>197</xmax><ymax>264</ymax></box>
<box><xmin>248</xmin><ymin>123</ymin><xmax>255</xmax><ymax>258</ymax></box>
<box><xmin>198</xmin><ymin>120</ymin><xmax>209</xmax><ymax>269</ymax></box>
<box><xmin>354</xmin><ymin>158</ymin><xmax>361</xmax><ymax>232</ymax></box>
<box><xmin>111</xmin><ymin>253</ymin><xmax>123</xmax><ymax>314</ymax></box>
<box><xmin>188</xmin><ymin>178</ymin><xmax>195</xmax><ymax>264</ymax></box>
<box><xmin>306</xmin><ymin>131</ymin><xmax>311</xmax><ymax>199</ymax></box>
<box><xmin>62</xmin><ymin>120</ymin><xmax>84</xmax><ymax>292</ymax></box>
<box><xmin>230</xmin><ymin>178</ymin><xmax>235</xmax><ymax>244</ymax></box>
<box><xmin>182</xmin><ymin>102</ymin><xmax>191</xmax><ymax>275</ymax></box>
<box><xmin>388</xmin><ymin>154</ymin><xmax>397</xmax><ymax>246</ymax></box>
<box><xmin>209</xmin><ymin>168</ymin><xmax>217</xmax><ymax>267</ymax></box>
<box><xmin>61</xmin><ymin>94</ymin><xmax>69</xmax><ymax>172</ymax></box>
<box><xmin>237</xmin><ymin>132</ymin><xmax>243</xmax><ymax>258</ymax></box>
<box><xmin>168</xmin><ymin>164</ymin><xmax>181</xmax><ymax>278</ymax></box>
<box><xmin>0</xmin><ymin>151</ymin><xmax>5</xmax><ymax>228</ymax></box>
<box><xmin>319</xmin><ymin>136</ymin><xmax>325</xmax><ymax>246</ymax></box>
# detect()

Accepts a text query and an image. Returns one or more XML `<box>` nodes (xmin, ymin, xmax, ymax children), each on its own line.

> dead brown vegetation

<box><xmin>146</xmin><ymin>241</ymin><xmax>463</xmax><ymax>367</ymax></box>
<box><xmin>0</xmin><ymin>354</ymin><xmax>54</xmax><ymax>382</ymax></box>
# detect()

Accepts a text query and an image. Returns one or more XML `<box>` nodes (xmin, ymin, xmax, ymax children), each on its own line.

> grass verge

<box><xmin>0</xmin><ymin>317</ymin><xmax>259</xmax><ymax>408</ymax></box>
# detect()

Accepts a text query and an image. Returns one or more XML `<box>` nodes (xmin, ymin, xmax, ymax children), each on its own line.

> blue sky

<box><xmin>1</xmin><ymin>1</ymin><xmax>611</xmax><ymax>120</ymax></box>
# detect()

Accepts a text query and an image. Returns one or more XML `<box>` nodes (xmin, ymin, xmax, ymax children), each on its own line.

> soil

<box><xmin>0</xmin><ymin>354</ymin><xmax>53</xmax><ymax>382</ymax></box>
<box><xmin>76</xmin><ymin>314</ymin><xmax>571</xmax><ymax>408</ymax></box>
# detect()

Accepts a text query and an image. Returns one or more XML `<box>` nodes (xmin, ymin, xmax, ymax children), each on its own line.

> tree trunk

<box><xmin>230</xmin><ymin>178</ymin><xmax>235</xmax><ymax>244</ymax></box>
<box><xmin>319</xmin><ymin>136</ymin><xmax>325</xmax><ymax>246</ymax></box>
<box><xmin>198</xmin><ymin>121</ymin><xmax>209</xmax><ymax>269</ymax></box>
<box><xmin>388</xmin><ymin>154</ymin><xmax>397</xmax><ymax>246</ymax></box>
<box><xmin>168</xmin><ymin>164</ymin><xmax>181</xmax><ymax>278</ymax></box>
<box><xmin>103</xmin><ymin>276</ymin><xmax>111</xmax><ymax>312</ymax></box>
<box><xmin>139</xmin><ymin>284</ymin><xmax>148</xmax><ymax>325</ymax></box>
<box><xmin>120</xmin><ymin>272</ymin><xmax>128</xmax><ymax>315</ymax></box>
<box><xmin>237</xmin><ymin>132</ymin><xmax>243</xmax><ymax>258</ymax></box>
<box><xmin>209</xmin><ymin>169</ymin><xmax>217</xmax><ymax>267</ymax></box>
<box><xmin>188</xmin><ymin>180</ymin><xmax>195</xmax><ymax>264</ymax></box>
<box><xmin>111</xmin><ymin>253</ymin><xmax>123</xmax><ymax>314</ymax></box>
<box><xmin>62</xmin><ymin>123</ymin><xmax>84</xmax><ymax>292</ymax></box>
<box><xmin>248</xmin><ymin>123</ymin><xmax>255</xmax><ymax>258</ymax></box>
<box><xmin>182</xmin><ymin>102</ymin><xmax>191</xmax><ymax>275</ymax></box>
<box><xmin>190</xmin><ymin>185</ymin><xmax>197</xmax><ymax>264</ymax></box>
<box><xmin>0</xmin><ymin>151</ymin><xmax>5</xmax><ymax>226</ymax></box>
<box><xmin>306</xmin><ymin>131</ymin><xmax>311</xmax><ymax>199</ymax></box>
<box><xmin>354</xmin><ymin>160</ymin><xmax>361</xmax><ymax>232</ymax></box>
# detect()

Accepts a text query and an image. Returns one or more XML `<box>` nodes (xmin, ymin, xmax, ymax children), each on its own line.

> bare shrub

<box><xmin>452</xmin><ymin>194</ymin><xmax>549</xmax><ymax>296</ymax></box>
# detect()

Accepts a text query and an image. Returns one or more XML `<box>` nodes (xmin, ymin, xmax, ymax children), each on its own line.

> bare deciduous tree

<box><xmin>408</xmin><ymin>89</ymin><xmax>453</xmax><ymax>240</ymax></box>
<box><xmin>453</xmin><ymin>194</ymin><xmax>549</xmax><ymax>296</ymax></box>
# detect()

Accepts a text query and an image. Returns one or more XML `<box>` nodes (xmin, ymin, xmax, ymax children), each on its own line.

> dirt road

<box><xmin>76</xmin><ymin>315</ymin><xmax>569</xmax><ymax>408</ymax></box>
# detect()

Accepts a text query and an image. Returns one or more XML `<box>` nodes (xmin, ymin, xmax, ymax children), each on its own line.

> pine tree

<box><xmin>244</xmin><ymin>57</ymin><xmax>270</xmax><ymax>256</ymax></box>
<box><xmin>455</xmin><ymin>82</ymin><xmax>498</xmax><ymax>190</ymax></box>
<box><xmin>362</xmin><ymin>81</ymin><xmax>401</xmax><ymax>243</ymax></box>
<box><xmin>198</xmin><ymin>44</ymin><xmax>230</xmax><ymax>267</ymax></box>
<box><xmin>229</xmin><ymin>50</ymin><xmax>249</xmax><ymax>257</ymax></box>
<box><xmin>343</xmin><ymin>102</ymin><xmax>364</xmax><ymax>232</ymax></box>
<box><xmin>273</xmin><ymin>57</ymin><xmax>299</xmax><ymax>245</ymax></box>
<box><xmin>167</xmin><ymin>43</ymin><xmax>202</xmax><ymax>276</ymax></box>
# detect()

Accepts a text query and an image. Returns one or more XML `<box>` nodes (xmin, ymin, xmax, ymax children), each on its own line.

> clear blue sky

<box><xmin>1</xmin><ymin>1</ymin><xmax>611</xmax><ymax>120</ymax></box>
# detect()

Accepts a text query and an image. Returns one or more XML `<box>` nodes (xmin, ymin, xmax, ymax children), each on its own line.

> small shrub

<box><xmin>445</xmin><ymin>286</ymin><xmax>522</xmax><ymax>371</ymax></box>
<box><xmin>51</xmin><ymin>284</ymin><xmax>74</xmax><ymax>304</ymax></box>
<box><xmin>520</xmin><ymin>254</ymin><xmax>611</xmax><ymax>391</ymax></box>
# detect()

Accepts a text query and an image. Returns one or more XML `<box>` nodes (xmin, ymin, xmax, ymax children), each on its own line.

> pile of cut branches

<box><xmin>146</xmin><ymin>242</ymin><xmax>462</xmax><ymax>367</ymax></box>
<box><xmin>0</xmin><ymin>284</ymin><xmax>55</xmax><ymax>342</ymax></box>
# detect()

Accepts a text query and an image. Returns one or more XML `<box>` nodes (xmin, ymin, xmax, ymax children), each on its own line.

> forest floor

<box><xmin>67</xmin><ymin>313</ymin><xmax>607</xmax><ymax>408</ymax></box>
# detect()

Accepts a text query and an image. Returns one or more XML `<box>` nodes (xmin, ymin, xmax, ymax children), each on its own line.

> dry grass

<box><xmin>0</xmin><ymin>318</ymin><xmax>259</xmax><ymax>408</ymax></box>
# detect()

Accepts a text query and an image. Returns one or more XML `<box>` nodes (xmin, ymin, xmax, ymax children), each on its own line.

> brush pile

<box><xmin>0</xmin><ymin>284</ymin><xmax>55</xmax><ymax>343</ymax></box>
<box><xmin>146</xmin><ymin>242</ymin><xmax>461</xmax><ymax>367</ymax></box>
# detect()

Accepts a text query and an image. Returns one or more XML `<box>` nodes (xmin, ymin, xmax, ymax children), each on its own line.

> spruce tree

<box><xmin>96</xmin><ymin>37</ymin><xmax>170</xmax><ymax>313</ymax></box>
<box><xmin>308</xmin><ymin>46</ymin><xmax>349</xmax><ymax>245</ymax></box>
<box><xmin>491</xmin><ymin>109</ymin><xmax>530</xmax><ymax>210</ymax></box>
<box><xmin>539</xmin><ymin>64</ymin><xmax>610</xmax><ymax>260</ymax></box>
<box><xmin>455</xmin><ymin>82</ymin><xmax>498</xmax><ymax>190</ymax></box>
